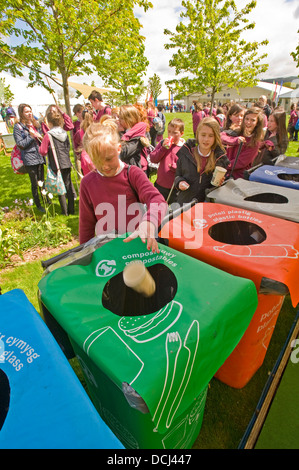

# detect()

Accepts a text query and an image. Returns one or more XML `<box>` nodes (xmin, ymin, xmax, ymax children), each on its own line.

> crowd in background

<box><xmin>4</xmin><ymin>91</ymin><xmax>299</xmax><ymax>248</ymax></box>
<box><xmin>1</xmin><ymin>103</ymin><xmax>17</xmax><ymax>129</ymax></box>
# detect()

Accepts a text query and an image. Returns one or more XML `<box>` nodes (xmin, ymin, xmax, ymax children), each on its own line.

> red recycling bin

<box><xmin>160</xmin><ymin>203</ymin><xmax>299</xmax><ymax>388</ymax></box>
<box><xmin>214</xmin><ymin>293</ymin><xmax>284</xmax><ymax>387</ymax></box>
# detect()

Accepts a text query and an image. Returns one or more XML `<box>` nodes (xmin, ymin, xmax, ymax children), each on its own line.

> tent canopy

<box><xmin>67</xmin><ymin>81</ymin><xmax>118</xmax><ymax>99</ymax></box>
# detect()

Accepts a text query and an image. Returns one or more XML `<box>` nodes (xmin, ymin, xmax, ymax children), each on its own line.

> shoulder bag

<box><xmin>45</xmin><ymin>134</ymin><xmax>66</xmax><ymax>195</ymax></box>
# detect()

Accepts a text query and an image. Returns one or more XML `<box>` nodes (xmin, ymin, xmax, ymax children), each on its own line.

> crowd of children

<box><xmin>13</xmin><ymin>93</ymin><xmax>293</xmax><ymax>250</ymax></box>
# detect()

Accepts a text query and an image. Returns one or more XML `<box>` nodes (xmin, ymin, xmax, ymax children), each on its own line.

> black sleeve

<box><xmin>120</xmin><ymin>138</ymin><xmax>142</xmax><ymax>166</ymax></box>
<box><xmin>174</xmin><ymin>156</ymin><xmax>186</xmax><ymax>189</ymax></box>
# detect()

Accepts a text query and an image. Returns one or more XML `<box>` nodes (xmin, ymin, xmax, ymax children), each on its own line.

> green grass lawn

<box><xmin>1</xmin><ymin>113</ymin><xmax>298</xmax><ymax>449</ymax></box>
<box><xmin>164</xmin><ymin>111</ymin><xmax>193</xmax><ymax>139</ymax></box>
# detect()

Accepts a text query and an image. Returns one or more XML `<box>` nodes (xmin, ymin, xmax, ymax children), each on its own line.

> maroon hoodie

<box><xmin>79</xmin><ymin>163</ymin><xmax>167</xmax><ymax>243</ymax></box>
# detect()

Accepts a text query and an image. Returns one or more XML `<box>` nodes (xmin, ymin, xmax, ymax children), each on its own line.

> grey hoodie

<box><xmin>48</xmin><ymin>126</ymin><xmax>68</xmax><ymax>142</ymax></box>
<box><xmin>47</xmin><ymin>127</ymin><xmax>71</xmax><ymax>171</ymax></box>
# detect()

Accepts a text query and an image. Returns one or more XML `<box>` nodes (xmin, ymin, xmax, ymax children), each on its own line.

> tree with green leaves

<box><xmin>91</xmin><ymin>22</ymin><xmax>149</xmax><ymax>104</ymax></box>
<box><xmin>148</xmin><ymin>73</ymin><xmax>162</xmax><ymax>102</ymax></box>
<box><xmin>0</xmin><ymin>0</ymin><xmax>152</xmax><ymax>118</ymax></box>
<box><xmin>291</xmin><ymin>28</ymin><xmax>299</xmax><ymax>70</ymax></box>
<box><xmin>0</xmin><ymin>77</ymin><xmax>14</xmax><ymax>105</ymax></box>
<box><xmin>164</xmin><ymin>0</ymin><xmax>269</xmax><ymax>111</ymax></box>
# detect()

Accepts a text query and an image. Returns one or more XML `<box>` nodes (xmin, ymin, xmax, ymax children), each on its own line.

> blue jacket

<box><xmin>13</xmin><ymin>122</ymin><xmax>45</xmax><ymax>166</ymax></box>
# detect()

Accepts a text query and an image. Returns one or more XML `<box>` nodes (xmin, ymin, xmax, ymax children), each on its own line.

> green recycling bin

<box><xmin>38</xmin><ymin>236</ymin><xmax>258</xmax><ymax>449</ymax></box>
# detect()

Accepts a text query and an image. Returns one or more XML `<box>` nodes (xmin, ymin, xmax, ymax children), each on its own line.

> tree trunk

<box><xmin>210</xmin><ymin>88</ymin><xmax>216</xmax><ymax>116</ymax></box>
<box><xmin>62</xmin><ymin>72</ymin><xmax>72</xmax><ymax>120</ymax></box>
<box><xmin>61</xmin><ymin>71</ymin><xmax>80</xmax><ymax>172</ymax></box>
<box><xmin>123</xmin><ymin>85</ymin><xmax>129</xmax><ymax>104</ymax></box>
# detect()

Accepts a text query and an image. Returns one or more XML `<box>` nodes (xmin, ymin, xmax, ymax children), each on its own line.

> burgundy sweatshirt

<box><xmin>94</xmin><ymin>106</ymin><xmax>112</xmax><ymax>122</ymax></box>
<box><xmin>192</xmin><ymin>111</ymin><xmax>205</xmax><ymax>135</ymax></box>
<box><xmin>150</xmin><ymin>139</ymin><xmax>185</xmax><ymax>189</ymax></box>
<box><xmin>221</xmin><ymin>132</ymin><xmax>260</xmax><ymax>179</ymax></box>
<box><xmin>72</xmin><ymin>127</ymin><xmax>95</xmax><ymax>175</ymax></box>
<box><xmin>79</xmin><ymin>163</ymin><xmax>167</xmax><ymax>244</ymax></box>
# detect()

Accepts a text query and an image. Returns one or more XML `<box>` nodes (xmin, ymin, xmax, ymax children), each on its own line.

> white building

<box><xmin>279</xmin><ymin>86</ymin><xmax>299</xmax><ymax>109</ymax></box>
<box><xmin>0</xmin><ymin>72</ymin><xmax>85</xmax><ymax>118</ymax></box>
<box><xmin>183</xmin><ymin>81</ymin><xmax>296</xmax><ymax>112</ymax></box>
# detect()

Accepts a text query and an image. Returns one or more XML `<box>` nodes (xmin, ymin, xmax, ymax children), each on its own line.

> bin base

<box><xmin>72</xmin><ymin>340</ymin><xmax>208</xmax><ymax>449</ymax></box>
<box><xmin>215</xmin><ymin>294</ymin><xmax>285</xmax><ymax>389</ymax></box>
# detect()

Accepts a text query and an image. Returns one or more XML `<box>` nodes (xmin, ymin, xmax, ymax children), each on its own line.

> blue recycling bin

<box><xmin>249</xmin><ymin>165</ymin><xmax>299</xmax><ymax>190</ymax></box>
<box><xmin>0</xmin><ymin>289</ymin><xmax>123</xmax><ymax>449</ymax></box>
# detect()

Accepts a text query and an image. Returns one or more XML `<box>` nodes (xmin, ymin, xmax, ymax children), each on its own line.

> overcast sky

<box><xmin>5</xmin><ymin>0</ymin><xmax>299</xmax><ymax>100</ymax></box>
<box><xmin>134</xmin><ymin>0</ymin><xmax>299</xmax><ymax>98</ymax></box>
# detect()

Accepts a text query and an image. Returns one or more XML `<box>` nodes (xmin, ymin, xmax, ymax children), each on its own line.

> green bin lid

<box><xmin>39</xmin><ymin>236</ymin><xmax>258</xmax><ymax>433</ymax></box>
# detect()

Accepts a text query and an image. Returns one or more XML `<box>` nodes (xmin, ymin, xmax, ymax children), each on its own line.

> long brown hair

<box><xmin>46</xmin><ymin>107</ymin><xmax>64</xmax><ymax>128</ymax></box>
<box><xmin>223</xmin><ymin>103</ymin><xmax>245</xmax><ymax>130</ymax></box>
<box><xmin>18</xmin><ymin>103</ymin><xmax>40</xmax><ymax>128</ymax></box>
<box><xmin>81</xmin><ymin>109</ymin><xmax>94</xmax><ymax>132</ymax></box>
<box><xmin>194</xmin><ymin>101</ymin><xmax>203</xmax><ymax>112</ymax></box>
<box><xmin>193</xmin><ymin>117</ymin><xmax>225</xmax><ymax>174</ymax></box>
<box><xmin>240</xmin><ymin>107</ymin><xmax>264</xmax><ymax>146</ymax></box>
<box><xmin>119</xmin><ymin>104</ymin><xmax>142</xmax><ymax>130</ymax></box>
<box><xmin>271</xmin><ymin>110</ymin><xmax>288</xmax><ymax>148</ymax></box>
<box><xmin>133</xmin><ymin>102</ymin><xmax>150</xmax><ymax>132</ymax></box>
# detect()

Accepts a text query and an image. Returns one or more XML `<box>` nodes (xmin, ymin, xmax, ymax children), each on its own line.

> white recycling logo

<box><xmin>95</xmin><ymin>259</ymin><xmax>116</xmax><ymax>277</ymax></box>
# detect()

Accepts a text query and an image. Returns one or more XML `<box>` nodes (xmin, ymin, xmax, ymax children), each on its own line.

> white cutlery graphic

<box><xmin>153</xmin><ymin>320</ymin><xmax>200</xmax><ymax>432</ymax></box>
<box><xmin>153</xmin><ymin>331</ymin><xmax>182</xmax><ymax>430</ymax></box>
<box><xmin>166</xmin><ymin>320</ymin><xmax>200</xmax><ymax>428</ymax></box>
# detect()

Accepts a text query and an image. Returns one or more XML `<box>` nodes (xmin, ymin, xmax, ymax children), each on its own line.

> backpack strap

<box><xmin>48</xmin><ymin>133</ymin><xmax>61</xmax><ymax>170</ymax></box>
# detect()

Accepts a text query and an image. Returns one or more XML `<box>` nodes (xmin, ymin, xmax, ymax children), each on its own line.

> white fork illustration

<box><xmin>166</xmin><ymin>320</ymin><xmax>200</xmax><ymax>428</ymax></box>
<box><xmin>153</xmin><ymin>321</ymin><xmax>200</xmax><ymax>432</ymax></box>
<box><xmin>153</xmin><ymin>331</ymin><xmax>182</xmax><ymax>431</ymax></box>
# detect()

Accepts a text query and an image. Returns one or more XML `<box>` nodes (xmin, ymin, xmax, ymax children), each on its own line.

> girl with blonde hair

<box><xmin>79</xmin><ymin>123</ymin><xmax>167</xmax><ymax>251</ymax></box>
<box><xmin>175</xmin><ymin>117</ymin><xmax>229</xmax><ymax>205</ymax></box>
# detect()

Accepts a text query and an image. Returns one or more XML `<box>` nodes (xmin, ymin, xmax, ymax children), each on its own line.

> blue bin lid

<box><xmin>0</xmin><ymin>289</ymin><xmax>123</xmax><ymax>449</ymax></box>
<box><xmin>249</xmin><ymin>165</ymin><xmax>299</xmax><ymax>190</ymax></box>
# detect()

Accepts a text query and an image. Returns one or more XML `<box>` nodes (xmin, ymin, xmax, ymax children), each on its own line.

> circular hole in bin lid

<box><xmin>209</xmin><ymin>220</ymin><xmax>267</xmax><ymax>245</ymax></box>
<box><xmin>102</xmin><ymin>263</ymin><xmax>177</xmax><ymax>317</ymax></box>
<box><xmin>277</xmin><ymin>173</ymin><xmax>299</xmax><ymax>182</ymax></box>
<box><xmin>244</xmin><ymin>193</ymin><xmax>288</xmax><ymax>204</ymax></box>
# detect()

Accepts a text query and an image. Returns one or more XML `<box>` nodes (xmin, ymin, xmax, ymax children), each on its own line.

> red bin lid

<box><xmin>160</xmin><ymin>203</ymin><xmax>299</xmax><ymax>307</ymax></box>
